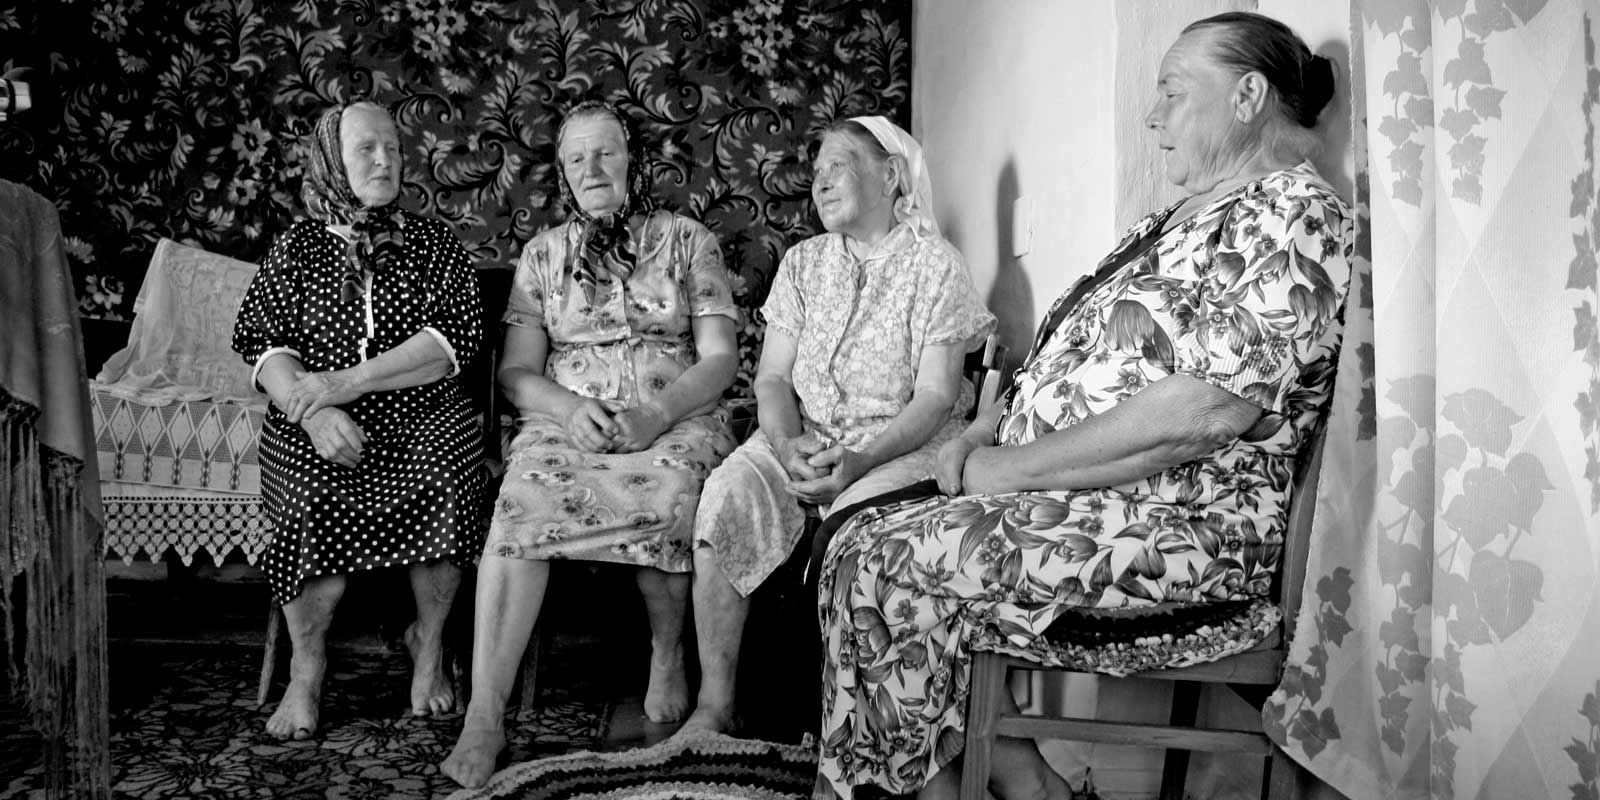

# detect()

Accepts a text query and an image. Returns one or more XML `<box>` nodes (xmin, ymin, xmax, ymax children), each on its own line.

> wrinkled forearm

<box><xmin>963</xmin><ymin>403</ymin><xmax>1245</xmax><ymax>494</ymax></box>
<box><xmin>648</xmin><ymin>352</ymin><xmax>737</xmax><ymax>426</ymax></box>
<box><xmin>347</xmin><ymin>332</ymin><xmax>453</xmax><ymax>394</ymax></box>
<box><xmin>255</xmin><ymin>353</ymin><xmax>309</xmax><ymax>410</ymax></box>
<box><xmin>856</xmin><ymin>387</ymin><xmax>957</xmax><ymax>473</ymax></box>
<box><xmin>754</xmin><ymin>374</ymin><xmax>807</xmax><ymax>444</ymax></box>
<box><xmin>499</xmin><ymin>365</ymin><xmax>584</xmax><ymax>420</ymax></box>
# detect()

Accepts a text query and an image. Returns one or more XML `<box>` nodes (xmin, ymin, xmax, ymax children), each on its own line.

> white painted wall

<box><xmin>912</xmin><ymin>0</ymin><xmax>1119</xmax><ymax>366</ymax></box>
<box><xmin>912</xmin><ymin>1</ymin><xmax>1355</xmax><ymax>797</ymax></box>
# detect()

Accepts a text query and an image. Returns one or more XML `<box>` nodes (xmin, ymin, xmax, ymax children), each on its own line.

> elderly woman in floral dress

<box><xmin>442</xmin><ymin>101</ymin><xmax>741</xmax><ymax>788</ymax></box>
<box><xmin>813</xmin><ymin>13</ymin><xmax>1354</xmax><ymax>799</ymax></box>
<box><xmin>679</xmin><ymin>116</ymin><xmax>996</xmax><ymax>736</ymax></box>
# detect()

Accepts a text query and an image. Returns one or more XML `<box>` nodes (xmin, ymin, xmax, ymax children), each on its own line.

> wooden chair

<box><xmin>958</xmin><ymin>426</ymin><xmax>1327</xmax><ymax>800</ymax></box>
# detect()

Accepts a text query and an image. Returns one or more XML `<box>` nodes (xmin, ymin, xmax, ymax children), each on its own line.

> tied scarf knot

<box><xmin>572</xmin><ymin>207</ymin><xmax>639</xmax><ymax>304</ymax></box>
<box><xmin>339</xmin><ymin>205</ymin><xmax>406</xmax><ymax>303</ymax></box>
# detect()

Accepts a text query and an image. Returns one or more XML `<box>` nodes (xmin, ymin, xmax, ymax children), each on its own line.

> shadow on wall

<box><xmin>989</xmin><ymin>158</ymin><xmax>1036</xmax><ymax>374</ymax></box>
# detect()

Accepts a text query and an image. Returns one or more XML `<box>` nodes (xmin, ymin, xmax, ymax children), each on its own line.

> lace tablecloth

<box><xmin>92</xmin><ymin>385</ymin><xmax>272</xmax><ymax>566</ymax></box>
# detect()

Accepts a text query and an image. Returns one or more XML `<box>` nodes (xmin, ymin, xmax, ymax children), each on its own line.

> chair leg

<box><xmin>517</xmin><ymin>619</ymin><xmax>545</xmax><ymax>714</ymax></box>
<box><xmin>256</xmin><ymin>598</ymin><xmax>282</xmax><ymax>706</ymax></box>
<box><xmin>1158</xmin><ymin>680</ymin><xmax>1201</xmax><ymax>800</ymax></box>
<box><xmin>1263</xmin><ymin>744</ymin><xmax>1309</xmax><ymax>800</ymax></box>
<box><xmin>960</xmin><ymin>653</ymin><xmax>1008</xmax><ymax>800</ymax></box>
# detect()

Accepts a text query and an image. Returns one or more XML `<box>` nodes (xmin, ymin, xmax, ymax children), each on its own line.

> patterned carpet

<box><xmin>0</xmin><ymin>643</ymin><xmax>608</xmax><ymax>799</ymax></box>
<box><xmin>447</xmin><ymin>729</ymin><xmax>818</xmax><ymax>800</ymax></box>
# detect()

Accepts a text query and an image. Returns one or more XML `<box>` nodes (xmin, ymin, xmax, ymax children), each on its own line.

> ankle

<box><xmin>461</xmin><ymin>706</ymin><xmax>505</xmax><ymax>730</ymax></box>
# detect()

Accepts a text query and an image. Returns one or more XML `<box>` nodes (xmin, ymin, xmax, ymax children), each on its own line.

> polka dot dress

<box><xmin>233</xmin><ymin>212</ymin><xmax>488</xmax><ymax>604</ymax></box>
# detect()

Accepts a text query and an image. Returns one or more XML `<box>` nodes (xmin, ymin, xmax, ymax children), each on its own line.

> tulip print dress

<box><xmin>813</xmin><ymin>162</ymin><xmax>1356</xmax><ymax>799</ymax></box>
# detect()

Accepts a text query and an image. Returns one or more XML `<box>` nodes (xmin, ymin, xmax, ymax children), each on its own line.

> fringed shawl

<box><xmin>0</xmin><ymin>179</ymin><xmax>110</xmax><ymax>798</ymax></box>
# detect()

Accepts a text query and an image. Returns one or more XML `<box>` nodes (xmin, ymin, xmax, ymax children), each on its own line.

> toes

<box><xmin>292</xmin><ymin>726</ymin><xmax>314</xmax><ymax>741</ymax></box>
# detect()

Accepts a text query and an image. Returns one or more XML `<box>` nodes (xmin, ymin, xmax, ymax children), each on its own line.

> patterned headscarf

<box><xmin>302</xmin><ymin>102</ymin><xmax>406</xmax><ymax>303</ymax></box>
<box><xmin>555</xmin><ymin>101</ymin><xmax>658</xmax><ymax>303</ymax></box>
<box><xmin>848</xmin><ymin>115</ymin><xmax>940</xmax><ymax>239</ymax></box>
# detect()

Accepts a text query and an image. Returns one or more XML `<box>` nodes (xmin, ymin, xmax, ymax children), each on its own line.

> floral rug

<box><xmin>0</xmin><ymin>643</ymin><xmax>608</xmax><ymax>799</ymax></box>
<box><xmin>446</xmin><ymin>729</ymin><xmax>818</xmax><ymax>800</ymax></box>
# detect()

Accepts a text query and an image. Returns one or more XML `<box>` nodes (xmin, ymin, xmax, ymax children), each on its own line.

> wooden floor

<box><xmin>101</xmin><ymin>555</ymin><xmax>820</xmax><ymax>751</ymax></box>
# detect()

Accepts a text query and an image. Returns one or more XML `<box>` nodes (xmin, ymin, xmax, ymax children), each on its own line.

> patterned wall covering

<box><xmin>0</xmin><ymin>0</ymin><xmax>912</xmax><ymax>393</ymax></box>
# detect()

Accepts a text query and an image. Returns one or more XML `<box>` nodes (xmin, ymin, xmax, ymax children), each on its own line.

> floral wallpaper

<box><xmin>0</xmin><ymin>0</ymin><xmax>912</xmax><ymax>396</ymax></box>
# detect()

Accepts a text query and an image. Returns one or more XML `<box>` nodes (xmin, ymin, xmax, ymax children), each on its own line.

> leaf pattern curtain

<box><xmin>1262</xmin><ymin>1</ymin><xmax>1600</xmax><ymax>797</ymax></box>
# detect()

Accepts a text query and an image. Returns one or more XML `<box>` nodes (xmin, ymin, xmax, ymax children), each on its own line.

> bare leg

<box><xmin>266</xmin><ymin>574</ymin><xmax>346</xmax><ymax>739</ymax></box>
<box><xmin>915</xmin><ymin>688</ymin><xmax>1066</xmax><ymax>800</ymax></box>
<box><xmin>406</xmin><ymin>558</ymin><xmax>462</xmax><ymax>716</ymax></box>
<box><xmin>635</xmin><ymin>567</ymin><xmax>691</xmax><ymax>723</ymax></box>
<box><xmin>441</xmin><ymin>555</ymin><xmax>550</xmax><ymax>789</ymax></box>
<box><xmin>679</xmin><ymin>545</ymin><xmax>748</xmax><ymax>734</ymax></box>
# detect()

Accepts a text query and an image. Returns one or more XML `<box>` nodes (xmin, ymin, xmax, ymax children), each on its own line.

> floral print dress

<box><xmin>813</xmin><ymin>163</ymin><xmax>1355</xmax><ymax>798</ymax></box>
<box><xmin>694</xmin><ymin>223</ymin><xmax>996</xmax><ymax>595</ymax></box>
<box><xmin>487</xmin><ymin>211</ymin><xmax>739</xmax><ymax>572</ymax></box>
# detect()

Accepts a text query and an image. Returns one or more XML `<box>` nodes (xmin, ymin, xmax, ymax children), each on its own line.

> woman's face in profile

<box><xmin>811</xmin><ymin>131</ymin><xmax>888</xmax><ymax>236</ymax></box>
<box><xmin>560</xmin><ymin>114</ymin><xmax>631</xmax><ymax>216</ymax></box>
<box><xmin>1144</xmin><ymin>30</ymin><xmax>1245</xmax><ymax>193</ymax></box>
<box><xmin>340</xmin><ymin>105</ymin><xmax>402</xmax><ymax>208</ymax></box>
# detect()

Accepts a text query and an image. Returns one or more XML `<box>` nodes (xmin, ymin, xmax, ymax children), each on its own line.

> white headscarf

<box><xmin>848</xmin><ymin>115</ymin><xmax>940</xmax><ymax>239</ymax></box>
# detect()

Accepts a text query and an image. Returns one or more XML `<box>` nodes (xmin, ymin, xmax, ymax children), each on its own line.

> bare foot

<box><xmin>677</xmin><ymin>704</ymin><xmax>740</xmax><ymax>737</ymax></box>
<box><xmin>265</xmin><ymin>654</ymin><xmax>324</xmax><ymax>740</ymax></box>
<box><xmin>441</xmin><ymin>717</ymin><xmax>505</xmax><ymax>789</ymax></box>
<box><xmin>643</xmin><ymin>642</ymin><xmax>689</xmax><ymax>723</ymax></box>
<box><xmin>405</xmin><ymin>622</ymin><xmax>454</xmax><ymax>716</ymax></box>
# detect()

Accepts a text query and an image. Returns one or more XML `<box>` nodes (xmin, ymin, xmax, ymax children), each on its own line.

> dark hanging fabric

<box><xmin>0</xmin><ymin>179</ymin><xmax>111</xmax><ymax>798</ymax></box>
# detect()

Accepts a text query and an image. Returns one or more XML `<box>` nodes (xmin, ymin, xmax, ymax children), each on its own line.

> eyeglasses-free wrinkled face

<box><xmin>560</xmin><ymin>114</ymin><xmax>632</xmax><ymax>216</ymax></box>
<box><xmin>1144</xmin><ymin>29</ymin><xmax>1254</xmax><ymax>194</ymax></box>
<box><xmin>811</xmin><ymin>131</ymin><xmax>894</xmax><ymax>237</ymax></box>
<box><xmin>340</xmin><ymin>104</ymin><xmax>402</xmax><ymax>208</ymax></box>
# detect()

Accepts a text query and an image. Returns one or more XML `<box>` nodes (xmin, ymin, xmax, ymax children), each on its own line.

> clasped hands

<box><xmin>564</xmin><ymin>397</ymin><xmax>669</xmax><ymax>454</ymax></box>
<box><xmin>285</xmin><ymin>370</ymin><xmax>367</xmax><ymax>468</ymax></box>
<box><xmin>779</xmin><ymin>435</ymin><xmax>866</xmax><ymax>506</ymax></box>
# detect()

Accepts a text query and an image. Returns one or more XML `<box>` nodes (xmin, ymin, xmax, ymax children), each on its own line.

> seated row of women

<box><xmin>231</xmin><ymin>11</ymin><xmax>1354</xmax><ymax>799</ymax></box>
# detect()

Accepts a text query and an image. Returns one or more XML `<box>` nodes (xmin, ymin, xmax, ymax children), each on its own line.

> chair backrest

<box><xmin>1275</xmin><ymin>422</ymin><xmax>1328</xmax><ymax>645</ymax></box>
<box><xmin>965</xmin><ymin>334</ymin><xmax>1008</xmax><ymax>418</ymax></box>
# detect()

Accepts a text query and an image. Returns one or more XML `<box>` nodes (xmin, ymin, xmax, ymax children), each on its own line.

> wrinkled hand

<box><xmin>566</xmin><ymin>397</ymin><xmax>619</xmax><ymax>453</ymax></box>
<box><xmin>774</xmin><ymin>435</ymin><xmax>829</xmax><ymax>482</ymax></box>
<box><xmin>301</xmin><ymin>407</ymin><xmax>366</xmax><ymax>467</ymax></box>
<box><xmin>284</xmin><ymin>370</ymin><xmax>363</xmax><ymax>423</ymax></box>
<box><xmin>788</xmin><ymin>445</ymin><xmax>867</xmax><ymax>506</ymax></box>
<box><xmin>935</xmin><ymin>437</ymin><xmax>981</xmax><ymax>496</ymax></box>
<box><xmin>611</xmin><ymin>405</ymin><xmax>669</xmax><ymax>454</ymax></box>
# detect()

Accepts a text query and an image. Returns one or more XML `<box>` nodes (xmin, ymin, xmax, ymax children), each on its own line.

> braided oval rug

<box><xmin>447</xmin><ymin>729</ymin><xmax>818</xmax><ymax>800</ymax></box>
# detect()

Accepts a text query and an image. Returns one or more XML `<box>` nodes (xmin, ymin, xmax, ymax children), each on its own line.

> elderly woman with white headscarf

<box><xmin>679</xmin><ymin>116</ymin><xmax>996</xmax><ymax>735</ymax></box>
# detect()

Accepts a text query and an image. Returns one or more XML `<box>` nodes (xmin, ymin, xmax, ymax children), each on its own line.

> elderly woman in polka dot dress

<box><xmin>441</xmin><ymin>101</ymin><xmax>741</xmax><ymax>788</ymax></box>
<box><xmin>233</xmin><ymin>100</ymin><xmax>487</xmax><ymax>740</ymax></box>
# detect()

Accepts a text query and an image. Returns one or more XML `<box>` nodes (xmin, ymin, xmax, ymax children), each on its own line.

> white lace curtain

<box><xmin>1262</xmin><ymin>1</ymin><xmax>1600</xmax><ymax>797</ymax></box>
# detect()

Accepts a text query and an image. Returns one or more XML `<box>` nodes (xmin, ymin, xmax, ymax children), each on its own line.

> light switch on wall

<box><xmin>1011</xmin><ymin>196</ymin><xmax>1034</xmax><ymax>258</ymax></box>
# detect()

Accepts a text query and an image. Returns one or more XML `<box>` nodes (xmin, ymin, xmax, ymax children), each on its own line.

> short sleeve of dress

<box><xmin>759</xmin><ymin>247</ymin><xmax>805</xmax><ymax>339</ymax></box>
<box><xmin>684</xmin><ymin>221</ymin><xmax>739</xmax><ymax>323</ymax></box>
<box><xmin>503</xmin><ymin>237</ymin><xmax>549</xmax><ymax>330</ymax></box>
<box><xmin>233</xmin><ymin>229</ymin><xmax>306</xmax><ymax>370</ymax></box>
<box><xmin>418</xmin><ymin>219</ymin><xmax>485</xmax><ymax>371</ymax></box>
<box><xmin>1176</xmin><ymin>187</ymin><xmax>1353</xmax><ymax>413</ymax></box>
<box><xmin>917</xmin><ymin>242</ymin><xmax>997</xmax><ymax>349</ymax></box>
